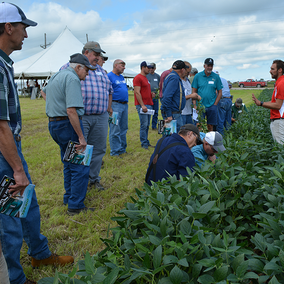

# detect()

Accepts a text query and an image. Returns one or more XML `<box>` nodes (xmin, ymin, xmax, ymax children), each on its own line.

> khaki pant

<box><xmin>270</xmin><ymin>119</ymin><xmax>284</xmax><ymax>145</ymax></box>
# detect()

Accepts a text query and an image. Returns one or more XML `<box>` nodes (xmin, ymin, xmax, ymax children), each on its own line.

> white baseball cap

<box><xmin>204</xmin><ymin>131</ymin><xmax>226</xmax><ymax>152</ymax></box>
<box><xmin>0</xmin><ymin>2</ymin><xmax>37</xmax><ymax>26</ymax></box>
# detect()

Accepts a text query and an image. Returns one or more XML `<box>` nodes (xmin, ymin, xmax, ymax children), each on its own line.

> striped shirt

<box><xmin>0</xmin><ymin>49</ymin><xmax>21</xmax><ymax>135</ymax></box>
<box><xmin>60</xmin><ymin>63</ymin><xmax>113</xmax><ymax>115</ymax></box>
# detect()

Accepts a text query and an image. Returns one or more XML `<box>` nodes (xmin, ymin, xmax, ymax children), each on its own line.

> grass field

<box><xmin>18</xmin><ymin>89</ymin><xmax>264</xmax><ymax>281</ymax></box>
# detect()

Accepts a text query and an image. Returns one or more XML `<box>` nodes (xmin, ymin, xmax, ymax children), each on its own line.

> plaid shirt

<box><xmin>0</xmin><ymin>49</ymin><xmax>21</xmax><ymax>135</ymax></box>
<box><xmin>60</xmin><ymin>63</ymin><xmax>113</xmax><ymax>115</ymax></box>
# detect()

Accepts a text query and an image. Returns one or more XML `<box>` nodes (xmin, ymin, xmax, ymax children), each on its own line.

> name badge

<box><xmin>154</xmin><ymin>79</ymin><xmax>158</xmax><ymax>81</ymax></box>
<box><xmin>238</xmin><ymin>110</ymin><xmax>242</xmax><ymax>113</ymax></box>
<box><xmin>96</xmin><ymin>71</ymin><xmax>103</xmax><ymax>76</ymax></box>
<box><xmin>208</xmin><ymin>81</ymin><xmax>214</xmax><ymax>84</ymax></box>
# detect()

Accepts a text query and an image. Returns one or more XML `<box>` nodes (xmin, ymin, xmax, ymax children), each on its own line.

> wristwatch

<box><xmin>260</xmin><ymin>101</ymin><xmax>263</xmax><ymax>106</ymax></box>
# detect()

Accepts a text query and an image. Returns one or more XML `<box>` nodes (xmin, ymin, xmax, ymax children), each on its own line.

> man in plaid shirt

<box><xmin>61</xmin><ymin>41</ymin><xmax>113</xmax><ymax>191</ymax></box>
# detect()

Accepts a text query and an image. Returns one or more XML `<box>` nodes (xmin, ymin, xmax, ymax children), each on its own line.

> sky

<box><xmin>9</xmin><ymin>0</ymin><xmax>284</xmax><ymax>82</ymax></box>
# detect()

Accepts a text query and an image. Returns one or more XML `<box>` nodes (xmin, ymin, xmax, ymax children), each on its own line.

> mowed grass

<box><xmin>18</xmin><ymin>89</ymin><xmax>265</xmax><ymax>281</ymax></box>
<box><xmin>230</xmin><ymin>89</ymin><xmax>262</xmax><ymax>106</ymax></box>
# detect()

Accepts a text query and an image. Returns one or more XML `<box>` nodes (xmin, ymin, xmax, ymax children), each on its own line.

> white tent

<box><xmin>14</xmin><ymin>27</ymin><xmax>137</xmax><ymax>80</ymax></box>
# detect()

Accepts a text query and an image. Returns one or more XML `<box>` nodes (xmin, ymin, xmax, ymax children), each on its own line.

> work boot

<box><xmin>31</xmin><ymin>253</ymin><xmax>74</xmax><ymax>268</ymax></box>
<box><xmin>24</xmin><ymin>278</ymin><xmax>37</xmax><ymax>284</ymax></box>
<box><xmin>67</xmin><ymin>207</ymin><xmax>95</xmax><ymax>216</ymax></box>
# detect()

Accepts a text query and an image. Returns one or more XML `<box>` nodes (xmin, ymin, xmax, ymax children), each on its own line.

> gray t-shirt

<box><xmin>146</xmin><ymin>72</ymin><xmax>160</xmax><ymax>93</ymax></box>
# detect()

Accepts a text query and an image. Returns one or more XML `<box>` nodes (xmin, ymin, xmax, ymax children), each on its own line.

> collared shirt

<box><xmin>146</xmin><ymin>72</ymin><xmax>160</xmax><ymax>92</ymax></box>
<box><xmin>44</xmin><ymin>67</ymin><xmax>84</xmax><ymax>117</ymax></box>
<box><xmin>107</xmin><ymin>71</ymin><xmax>128</xmax><ymax>102</ymax></box>
<box><xmin>192</xmin><ymin>70</ymin><xmax>223</xmax><ymax>108</ymax></box>
<box><xmin>270</xmin><ymin>75</ymin><xmax>284</xmax><ymax>120</ymax></box>
<box><xmin>161</xmin><ymin>70</ymin><xmax>186</xmax><ymax>117</ymax></box>
<box><xmin>0</xmin><ymin>49</ymin><xmax>21</xmax><ymax>135</ymax></box>
<box><xmin>60</xmin><ymin>63</ymin><xmax>113</xmax><ymax>115</ymax></box>
<box><xmin>181</xmin><ymin>78</ymin><xmax>193</xmax><ymax>115</ymax></box>
<box><xmin>146</xmin><ymin>133</ymin><xmax>195</xmax><ymax>184</ymax></box>
<box><xmin>159</xmin><ymin>69</ymin><xmax>171</xmax><ymax>98</ymax></box>
<box><xmin>220</xmin><ymin>77</ymin><xmax>231</xmax><ymax>97</ymax></box>
<box><xmin>191</xmin><ymin>133</ymin><xmax>208</xmax><ymax>168</ymax></box>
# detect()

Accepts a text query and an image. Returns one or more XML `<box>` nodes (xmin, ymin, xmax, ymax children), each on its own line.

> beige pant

<box><xmin>0</xmin><ymin>249</ymin><xmax>10</xmax><ymax>284</ymax></box>
<box><xmin>270</xmin><ymin>119</ymin><xmax>284</xmax><ymax>145</ymax></box>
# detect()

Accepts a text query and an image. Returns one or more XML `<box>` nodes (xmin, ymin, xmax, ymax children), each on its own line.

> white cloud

<box><xmin>237</xmin><ymin>64</ymin><xmax>260</xmax><ymax>70</ymax></box>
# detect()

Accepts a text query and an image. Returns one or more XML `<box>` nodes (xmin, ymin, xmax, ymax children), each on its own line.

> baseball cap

<box><xmin>204</xmin><ymin>58</ymin><xmax>214</xmax><ymax>65</ymax></box>
<box><xmin>84</xmin><ymin>41</ymin><xmax>105</xmax><ymax>53</ymax></box>
<box><xmin>100</xmin><ymin>54</ymin><xmax>108</xmax><ymax>61</ymax></box>
<box><xmin>149</xmin><ymin>62</ymin><xmax>156</xmax><ymax>68</ymax></box>
<box><xmin>190</xmin><ymin>68</ymin><xmax>198</xmax><ymax>75</ymax></box>
<box><xmin>172</xmin><ymin>60</ymin><xmax>188</xmax><ymax>70</ymax></box>
<box><xmin>141</xmin><ymin>61</ymin><xmax>153</xmax><ymax>68</ymax></box>
<box><xmin>235</xmin><ymin>98</ymin><xmax>243</xmax><ymax>107</ymax></box>
<box><xmin>70</xmin><ymin>53</ymin><xmax>96</xmax><ymax>70</ymax></box>
<box><xmin>180</xmin><ymin>124</ymin><xmax>203</xmax><ymax>145</ymax></box>
<box><xmin>204</xmin><ymin>131</ymin><xmax>226</xmax><ymax>152</ymax></box>
<box><xmin>0</xmin><ymin>2</ymin><xmax>37</xmax><ymax>26</ymax></box>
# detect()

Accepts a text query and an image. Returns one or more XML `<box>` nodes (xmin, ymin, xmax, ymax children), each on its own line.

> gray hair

<box><xmin>70</xmin><ymin>63</ymin><xmax>83</xmax><ymax>70</ymax></box>
<box><xmin>113</xmin><ymin>59</ymin><xmax>125</xmax><ymax>68</ymax></box>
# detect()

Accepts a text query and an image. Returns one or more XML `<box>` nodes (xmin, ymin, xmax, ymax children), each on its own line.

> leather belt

<box><xmin>172</xmin><ymin>111</ymin><xmax>181</xmax><ymax>114</ymax></box>
<box><xmin>222</xmin><ymin>96</ymin><xmax>231</xmax><ymax>99</ymax></box>
<box><xmin>49</xmin><ymin>116</ymin><xmax>82</xmax><ymax>122</ymax></box>
<box><xmin>113</xmin><ymin>100</ymin><xmax>128</xmax><ymax>104</ymax></box>
<box><xmin>271</xmin><ymin>118</ymin><xmax>284</xmax><ymax>122</ymax></box>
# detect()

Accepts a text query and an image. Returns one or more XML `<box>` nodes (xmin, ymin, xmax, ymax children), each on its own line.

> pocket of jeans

<box><xmin>50</xmin><ymin>123</ymin><xmax>71</xmax><ymax>145</ymax></box>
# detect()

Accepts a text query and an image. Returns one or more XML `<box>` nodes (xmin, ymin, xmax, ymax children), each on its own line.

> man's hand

<box><xmin>151</xmin><ymin>92</ymin><xmax>156</xmax><ymax>98</ymax></box>
<box><xmin>75</xmin><ymin>136</ymin><xmax>87</xmax><ymax>152</ymax></box>
<box><xmin>252</xmin><ymin>93</ymin><xmax>261</xmax><ymax>106</ymax></box>
<box><xmin>208</xmin><ymin>154</ymin><xmax>217</xmax><ymax>163</ymax></box>
<box><xmin>192</xmin><ymin>93</ymin><xmax>201</xmax><ymax>101</ymax></box>
<box><xmin>9</xmin><ymin>170</ymin><xmax>29</xmax><ymax>196</ymax></box>
<box><xmin>108</xmin><ymin>106</ymin><xmax>113</xmax><ymax>116</ymax></box>
<box><xmin>142</xmin><ymin>105</ymin><xmax>148</xmax><ymax>113</ymax></box>
<box><xmin>165</xmin><ymin>116</ymin><xmax>173</xmax><ymax>123</ymax></box>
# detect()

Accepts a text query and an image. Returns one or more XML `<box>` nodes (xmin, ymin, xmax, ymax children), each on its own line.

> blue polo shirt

<box><xmin>44</xmin><ymin>67</ymin><xmax>84</xmax><ymax>117</ymax></box>
<box><xmin>107</xmin><ymin>71</ymin><xmax>128</xmax><ymax>102</ymax></box>
<box><xmin>192</xmin><ymin>70</ymin><xmax>223</xmax><ymax>107</ymax></box>
<box><xmin>191</xmin><ymin>132</ymin><xmax>208</xmax><ymax>168</ymax></box>
<box><xmin>161</xmin><ymin>70</ymin><xmax>186</xmax><ymax>117</ymax></box>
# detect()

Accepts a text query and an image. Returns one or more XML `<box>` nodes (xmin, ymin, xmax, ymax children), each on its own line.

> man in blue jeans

<box><xmin>161</xmin><ymin>60</ymin><xmax>187</xmax><ymax>133</ymax></box>
<box><xmin>108</xmin><ymin>59</ymin><xmax>129</xmax><ymax>156</ymax></box>
<box><xmin>214</xmin><ymin>70</ymin><xmax>232</xmax><ymax>135</ymax></box>
<box><xmin>192</xmin><ymin>58</ymin><xmax>223</xmax><ymax>132</ymax></box>
<box><xmin>44</xmin><ymin>53</ymin><xmax>96</xmax><ymax>216</ymax></box>
<box><xmin>0</xmin><ymin>3</ymin><xmax>73</xmax><ymax>284</ymax></box>
<box><xmin>133</xmin><ymin>61</ymin><xmax>154</xmax><ymax>149</ymax></box>
<box><xmin>146</xmin><ymin>63</ymin><xmax>160</xmax><ymax>130</ymax></box>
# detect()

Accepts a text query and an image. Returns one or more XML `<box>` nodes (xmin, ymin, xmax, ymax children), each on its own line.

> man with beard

<box><xmin>252</xmin><ymin>60</ymin><xmax>284</xmax><ymax>144</ymax></box>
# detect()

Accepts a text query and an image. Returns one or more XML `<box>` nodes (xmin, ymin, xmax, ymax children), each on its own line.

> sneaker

<box><xmin>31</xmin><ymin>253</ymin><xmax>74</xmax><ymax>268</ymax></box>
<box><xmin>148</xmin><ymin>144</ymin><xmax>155</xmax><ymax>148</ymax></box>
<box><xmin>94</xmin><ymin>181</ymin><xmax>104</xmax><ymax>191</ymax></box>
<box><xmin>67</xmin><ymin>207</ymin><xmax>95</xmax><ymax>216</ymax></box>
<box><xmin>24</xmin><ymin>279</ymin><xmax>37</xmax><ymax>284</ymax></box>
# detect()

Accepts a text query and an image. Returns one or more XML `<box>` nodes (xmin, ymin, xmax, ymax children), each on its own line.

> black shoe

<box><xmin>148</xmin><ymin>144</ymin><xmax>155</xmax><ymax>148</ymax></box>
<box><xmin>67</xmin><ymin>207</ymin><xmax>95</xmax><ymax>216</ymax></box>
<box><xmin>94</xmin><ymin>181</ymin><xmax>105</xmax><ymax>191</ymax></box>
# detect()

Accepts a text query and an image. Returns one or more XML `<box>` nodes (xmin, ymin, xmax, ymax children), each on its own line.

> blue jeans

<box><xmin>82</xmin><ymin>112</ymin><xmax>108</xmax><ymax>183</ymax></box>
<box><xmin>172</xmin><ymin>112</ymin><xmax>183</xmax><ymax>133</ymax></box>
<box><xmin>182</xmin><ymin>114</ymin><xmax>193</xmax><ymax>125</ymax></box>
<box><xmin>136</xmin><ymin>105</ymin><xmax>153</xmax><ymax>148</ymax></box>
<box><xmin>151</xmin><ymin>98</ymin><xmax>159</xmax><ymax>129</ymax></box>
<box><xmin>217</xmin><ymin>98</ymin><xmax>232</xmax><ymax>135</ymax></box>
<box><xmin>205</xmin><ymin>104</ymin><xmax>218</xmax><ymax>125</ymax></box>
<box><xmin>109</xmin><ymin>102</ymin><xmax>128</xmax><ymax>156</ymax></box>
<box><xmin>49</xmin><ymin>119</ymin><xmax>89</xmax><ymax>209</ymax></box>
<box><xmin>0</xmin><ymin>138</ymin><xmax>51</xmax><ymax>284</ymax></box>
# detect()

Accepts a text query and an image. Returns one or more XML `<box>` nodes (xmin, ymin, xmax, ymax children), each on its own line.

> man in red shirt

<box><xmin>252</xmin><ymin>59</ymin><xmax>284</xmax><ymax>144</ymax></box>
<box><xmin>133</xmin><ymin>61</ymin><xmax>154</xmax><ymax>149</ymax></box>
